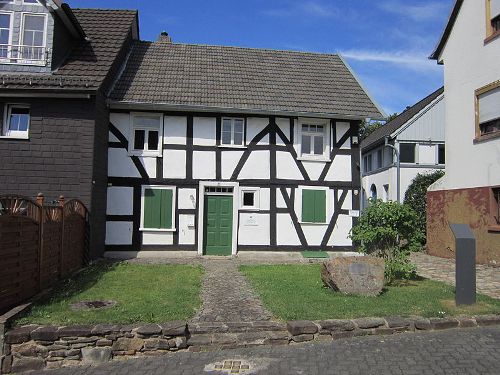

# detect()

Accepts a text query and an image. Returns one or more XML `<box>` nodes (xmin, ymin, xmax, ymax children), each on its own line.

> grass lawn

<box><xmin>241</xmin><ymin>264</ymin><xmax>500</xmax><ymax>321</ymax></box>
<box><xmin>16</xmin><ymin>262</ymin><xmax>204</xmax><ymax>325</ymax></box>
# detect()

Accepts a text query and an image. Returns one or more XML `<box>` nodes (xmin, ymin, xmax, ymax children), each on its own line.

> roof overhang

<box><xmin>429</xmin><ymin>0</ymin><xmax>464</xmax><ymax>63</ymax></box>
<box><xmin>0</xmin><ymin>88</ymin><xmax>94</xmax><ymax>98</ymax></box>
<box><xmin>48</xmin><ymin>1</ymin><xmax>86</xmax><ymax>40</ymax></box>
<box><xmin>108</xmin><ymin>100</ymin><xmax>380</xmax><ymax>121</ymax></box>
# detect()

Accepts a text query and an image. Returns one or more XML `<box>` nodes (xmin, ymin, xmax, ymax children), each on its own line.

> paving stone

<box><xmin>31</xmin><ymin>326</ymin><xmax>60</xmax><ymax>341</ymax></box>
<box><xmin>58</xmin><ymin>326</ymin><xmax>93</xmax><ymax>337</ymax></box>
<box><xmin>430</xmin><ymin>318</ymin><xmax>459</xmax><ymax>330</ymax></box>
<box><xmin>318</xmin><ymin>319</ymin><xmax>356</xmax><ymax>332</ymax></box>
<box><xmin>5</xmin><ymin>326</ymin><xmax>38</xmax><ymax>344</ymax></box>
<box><xmin>354</xmin><ymin>318</ymin><xmax>386</xmax><ymax>329</ymax></box>
<box><xmin>287</xmin><ymin>320</ymin><xmax>318</xmax><ymax>335</ymax></box>
<box><xmin>137</xmin><ymin>324</ymin><xmax>162</xmax><ymax>336</ymax></box>
<box><xmin>475</xmin><ymin>315</ymin><xmax>500</xmax><ymax>326</ymax></box>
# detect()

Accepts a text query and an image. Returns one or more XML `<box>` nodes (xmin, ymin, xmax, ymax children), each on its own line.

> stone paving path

<box><xmin>38</xmin><ymin>327</ymin><xmax>500</xmax><ymax>375</ymax></box>
<box><xmin>411</xmin><ymin>252</ymin><xmax>500</xmax><ymax>299</ymax></box>
<box><xmin>189</xmin><ymin>260</ymin><xmax>273</xmax><ymax>323</ymax></box>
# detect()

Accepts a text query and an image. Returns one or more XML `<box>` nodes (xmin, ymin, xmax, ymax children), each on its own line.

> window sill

<box><xmin>487</xmin><ymin>225</ymin><xmax>500</xmax><ymax>233</ymax></box>
<box><xmin>300</xmin><ymin>221</ymin><xmax>328</xmax><ymax>226</ymax></box>
<box><xmin>484</xmin><ymin>30</ymin><xmax>500</xmax><ymax>45</ymax></box>
<box><xmin>473</xmin><ymin>131</ymin><xmax>500</xmax><ymax>144</ymax></box>
<box><xmin>140</xmin><ymin>228</ymin><xmax>176</xmax><ymax>232</ymax></box>
<box><xmin>297</xmin><ymin>156</ymin><xmax>331</xmax><ymax>163</ymax></box>
<box><xmin>128</xmin><ymin>151</ymin><xmax>162</xmax><ymax>158</ymax></box>
<box><xmin>218</xmin><ymin>144</ymin><xmax>246</xmax><ymax>149</ymax></box>
<box><xmin>0</xmin><ymin>135</ymin><xmax>29</xmax><ymax>140</ymax></box>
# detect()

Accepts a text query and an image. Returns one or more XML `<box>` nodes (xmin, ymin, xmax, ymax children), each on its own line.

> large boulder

<box><xmin>321</xmin><ymin>256</ymin><xmax>385</xmax><ymax>296</ymax></box>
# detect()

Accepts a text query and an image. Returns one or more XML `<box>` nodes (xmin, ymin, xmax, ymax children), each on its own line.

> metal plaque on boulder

<box><xmin>321</xmin><ymin>256</ymin><xmax>385</xmax><ymax>296</ymax></box>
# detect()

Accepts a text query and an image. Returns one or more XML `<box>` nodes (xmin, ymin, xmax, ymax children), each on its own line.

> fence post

<box><xmin>58</xmin><ymin>195</ymin><xmax>65</xmax><ymax>278</ymax></box>
<box><xmin>36</xmin><ymin>193</ymin><xmax>44</xmax><ymax>292</ymax></box>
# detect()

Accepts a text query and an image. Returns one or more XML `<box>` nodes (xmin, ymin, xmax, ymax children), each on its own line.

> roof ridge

<box><xmin>138</xmin><ymin>40</ymin><xmax>340</xmax><ymax>57</ymax></box>
<box><xmin>72</xmin><ymin>8</ymin><xmax>137</xmax><ymax>13</ymax></box>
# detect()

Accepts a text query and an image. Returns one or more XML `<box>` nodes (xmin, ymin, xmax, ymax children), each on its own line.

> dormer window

<box><xmin>20</xmin><ymin>14</ymin><xmax>46</xmax><ymax>62</ymax></box>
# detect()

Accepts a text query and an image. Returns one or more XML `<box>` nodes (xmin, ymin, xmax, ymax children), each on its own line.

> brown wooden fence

<box><xmin>0</xmin><ymin>194</ymin><xmax>89</xmax><ymax>314</ymax></box>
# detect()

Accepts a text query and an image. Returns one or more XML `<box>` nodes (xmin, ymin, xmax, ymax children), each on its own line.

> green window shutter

<box><xmin>160</xmin><ymin>189</ymin><xmax>173</xmax><ymax>229</ymax></box>
<box><xmin>143</xmin><ymin>188</ymin><xmax>173</xmax><ymax>229</ymax></box>
<box><xmin>302</xmin><ymin>189</ymin><xmax>326</xmax><ymax>223</ymax></box>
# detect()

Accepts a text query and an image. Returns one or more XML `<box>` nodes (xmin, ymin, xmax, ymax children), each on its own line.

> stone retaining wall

<box><xmin>1</xmin><ymin>315</ymin><xmax>499</xmax><ymax>373</ymax></box>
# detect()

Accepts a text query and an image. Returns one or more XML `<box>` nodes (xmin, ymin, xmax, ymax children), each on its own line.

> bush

<box><xmin>404</xmin><ymin>170</ymin><xmax>445</xmax><ymax>241</ymax></box>
<box><xmin>349</xmin><ymin>200</ymin><xmax>422</xmax><ymax>283</ymax></box>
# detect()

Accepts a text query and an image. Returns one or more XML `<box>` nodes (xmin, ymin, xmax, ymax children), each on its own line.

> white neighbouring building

<box><xmin>428</xmin><ymin>0</ymin><xmax>500</xmax><ymax>264</ymax></box>
<box><xmin>103</xmin><ymin>36</ymin><xmax>384</xmax><ymax>256</ymax></box>
<box><xmin>360</xmin><ymin>87</ymin><xmax>445</xmax><ymax>205</ymax></box>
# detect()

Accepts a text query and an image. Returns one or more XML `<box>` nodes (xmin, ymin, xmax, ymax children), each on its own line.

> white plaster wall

<box><xmin>163</xmin><ymin>150</ymin><xmax>186</xmax><ymax>179</ymax></box>
<box><xmin>239</xmin><ymin>151</ymin><xmax>270</xmax><ymax>179</ymax></box>
<box><xmin>109</xmin><ymin>132</ymin><xmax>119</xmax><ymax>143</ymax></box>
<box><xmin>222</xmin><ymin>150</ymin><xmax>244</xmax><ymax>179</ymax></box>
<box><xmin>106</xmin><ymin>222</ymin><xmax>133</xmax><ymax>245</ymax></box>
<box><xmin>336</xmin><ymin>121</ymin><xmax>351</xmax><ymax>149</ymax></box>
<box><xmin>276</xmin><ymin>151</ymin><xmax>303</xmax><ymax>180</ymax></box>
<box><xmin>108</xmin><ymin>148</ymin><xmax>141</xmax><ymax>178</ymax></box>
<box><xmin>439</xmin><ymin>0</ymin><xmax>500</xmax><ymax>189</ymax></box>
<box><xmin>302</xmin><ymin>225</ymin><xmax>327</xmax><ymax>246</ymax></box>
<box><xmin>107</xmin><ymin>187</ymin><xmax>134</xmax><ymax>215</ymax></box>
<box><xmin>178</xmin><ymin>188</ymin><xmax>197</xmax><ymax>210</ymax></box>
<box><xmin>193</xmin><ymin>151</ymin><xmax>216</xmax><ymax>179</ymax></box>
<box><xmin>193</xmin><ymin>117</ymin><xmax>217</xmax><ymax>146</ymax></box>
<box><xmin>328</xmin><ymin>215</ymin><xmax>353</xmax><ymax>246</ymax></box>
<box><xmin>247</xmin><ymin>118</ymin><xmax>269</xmax><ymax>144</ymax></box>
<box><xmin>302</xmin><ymin>161</ymin><xmax>325</xmax><ymax>181</ymax></box>
<box><xmin>397</xmin><ymin>96</ymin><xmax>445</xmax><ymax>142</ymax></box>
<box><xmin>277</xmin><ymin>214</ymin><xmax>301</xmax><ymax>245</ymax></box>
<box><xmin>110</xmin><ymin>113</ymin><xmax>130</xmax><ymax>139</ymax></box>
<box><xmin>164</xmin><ymin>116</ymin><xmax>187</xmax><ymax>145</ymax></box>
<box><xmin>142</xmin><ymin>232</ymin><xmax>174</xmax><ymax>245</ymax></box>
<box><xmin>238</xmin><ymin>213</ymin><xmax>270</xmax><ymax>245</ymax></box>
<box><xmin>325</xmin><ymin>155</ymin><xmax>352</xmax><ymax>181</ymax></box>
<box><xmin>276</xmin><ymin>117</ymin><xmax>291</xmax><ymax>144</ymax></box>
<box><xmin>140</xmin><ymin>157</ymin><xmax>156</xmax><ymax>178</ymax></box>
<box><xmin>179</xmin><ymin>214</ymin><xmax>196</xmax><ymax>244</ymax></box>
<box><xmin>259</xmin><ymin>188</ymin><xmax>270</xmax><ymax>210</ymax></box>
<box><xmin>276</xmin><ymin>188</ymin><xmax>287</xmax><ymax>208</ymax></box>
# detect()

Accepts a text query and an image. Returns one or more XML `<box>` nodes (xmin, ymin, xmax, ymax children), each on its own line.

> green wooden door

<box><xmin>203</xmin><ymin>195</ymin><xmax>233</xmax><ymax>255</ymax></box>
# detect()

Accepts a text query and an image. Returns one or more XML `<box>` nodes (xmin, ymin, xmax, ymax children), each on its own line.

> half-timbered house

<box><xmin>104</xmin><ymin>35</ymin><xmax>384</xmax><ymax>255</ymax></box>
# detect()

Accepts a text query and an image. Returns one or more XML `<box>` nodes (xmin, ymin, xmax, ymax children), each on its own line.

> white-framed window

<box><xmin>240</xmin><ymin>187</ymin><xmax>260</xmax><ymax>210</ymax></box>
<box><xmin>140</xmin><ymin>185</ymin><xmax>176</xmax><ymax>232</ymax></box>
<box><xmin>2</xmin><ymin>104</ymin><xmax>30</xmax><ymax>139</ymax></box>
<box><xmin>297</xmin><ymin>118</ymin><xmax>330</xmax><ymax>161</ymax></box>
<box><xmin>297</xmin><ymin>186</ymin><xmax>329</xmax><ymax>224</ymax></box>
<box><xmin>0</xmin><ymin>12</ymin><xmax>13</xmax><ymax>59</ymax></box>
<box><xmin>221</xmin><ymin>117</ymin><xmax>244</xmax><ymax>146</ymax></box>
<box><xmin>129</xmin><ymin>113</ymin><xmax>163</xmax><ymax>157</ymax></box>
<box><xmin>20</xmin><ymin>13</ymin><xmax>47</xmax><ymax>61</ymax></box>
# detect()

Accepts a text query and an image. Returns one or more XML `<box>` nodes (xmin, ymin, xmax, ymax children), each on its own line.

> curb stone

<box><xmin>0</xmin><ymin>314</ymin><xmax>498</xmax><ymax>373</ymax></box>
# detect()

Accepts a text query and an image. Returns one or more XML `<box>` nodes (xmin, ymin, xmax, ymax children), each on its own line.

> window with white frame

<box><xmin>240</xmin><ymin>188</ymin><xmax>260</xmax><ymax>210</ymax></box>
<box><xmin>2</xmin><ymin>104</ymin><xmax>30</xmax><ymax>138</ymax></box>
<box><xmin>0</xmin><ymin>13</ymin><xmax>12</xmax><ymax>59</ymax></box>
<box><xmin>298</xmin><ymin>119</ymin><xmax>330</xmax><ymax>160</ymax></box>
<box><xmin>140</xmin><ymin>186</ymin><xmax>176</xmax><ymax>231</ymax></box>
<box><xmin>130</xmin><ymin>113</ymin><xmax>163</xmax><ymax>156</ymax></box>
<box><xmin>221</xmin><ymin>118</ymin><xmax>244</xmax><ymax>146</ymax></box>
<box><xmin>20</xmin><ymin>13</ymin><xmax>46</xmax><ymax>61</ymax></box>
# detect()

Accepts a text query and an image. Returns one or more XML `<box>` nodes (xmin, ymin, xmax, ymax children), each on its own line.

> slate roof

<box><xmin>360</xmin><ymin>86</ymin><xmax>444</xmax><ymax>151</ymax></box>
<box><xmin>0</xmin><ymin>9</ymin><xmax>137</xmax><ymax>91</ymax></box>
<box><xmin>110</xmin><ymin>41</ymin><xmax>384</xmax><ymax>119</ymax></box>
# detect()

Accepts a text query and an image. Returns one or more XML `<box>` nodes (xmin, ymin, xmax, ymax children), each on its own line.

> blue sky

<box><xmin>70</xmin><ymin>0</ymin><xmax>453</xmax><ymax>116</ymax></box>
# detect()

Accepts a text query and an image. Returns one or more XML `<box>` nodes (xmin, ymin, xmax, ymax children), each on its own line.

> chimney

<box><xmin>157</xmin><ymin>31</ymin><xmax>172</xmax><ymax>43</ymax></box>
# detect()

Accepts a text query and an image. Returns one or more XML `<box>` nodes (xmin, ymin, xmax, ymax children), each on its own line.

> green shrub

<box><xmin>404</xmin><ymin>170</ymin><xmax>445</xmax><ymax>241</ymax></box>
<box><xmin>349</xmin><ymin>200</ymin><xmax>422</xmax><ymax>283</ymax></box>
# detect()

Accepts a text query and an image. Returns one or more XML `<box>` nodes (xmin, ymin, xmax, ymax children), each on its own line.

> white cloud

<box><xmin>340</xmin><ymin>49</ymin><xmax>440</xmax><ymax>71</ymax></box>
<box><xmin>263</xmin><ymin>1</ymin><xmax>340</xmax><ymax>19</ymax></box>
<box><xmin>378</xmin><ymin>1</ymin><xmax>449</xmax><ymax>21</ymax></box>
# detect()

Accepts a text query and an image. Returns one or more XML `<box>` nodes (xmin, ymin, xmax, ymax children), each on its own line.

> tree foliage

<box><xmin>404</xmin><ymin>170</ymin><xmax>445</xmax><ymax>241</ymax></box>
<box><xmin>359</xmin><ymin>113</ymin><xmax>398</xmax><ymax>140</ymax></box>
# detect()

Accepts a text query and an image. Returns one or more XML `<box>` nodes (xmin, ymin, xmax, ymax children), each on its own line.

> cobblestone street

<box><xmin>36</xmin><ymin>327</ymin><xmax>500</xmax><ymax>375</ymax></box>
<box><xmin>411</xmin><ymin>253</ymin><xmax>500</xmax><ymax>299</ymax></box>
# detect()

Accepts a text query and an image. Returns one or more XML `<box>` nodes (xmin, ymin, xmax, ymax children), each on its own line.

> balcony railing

<box><xmin>0</xmin><ymin>44</ymin><xmax>48</xmax><ymax>66</ymax></box>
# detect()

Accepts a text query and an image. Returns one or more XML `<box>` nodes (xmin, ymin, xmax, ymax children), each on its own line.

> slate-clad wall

<box><xmin>106</xmin><ymin>112</ymin><xmax>361</xmax><ymax>252</ymax></box>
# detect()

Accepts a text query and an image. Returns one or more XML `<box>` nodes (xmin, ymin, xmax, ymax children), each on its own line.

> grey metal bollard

<box><xmin>449</xmin><ymin>224</ymin><xmax>476</xmax><ymax>305</ymax></box>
